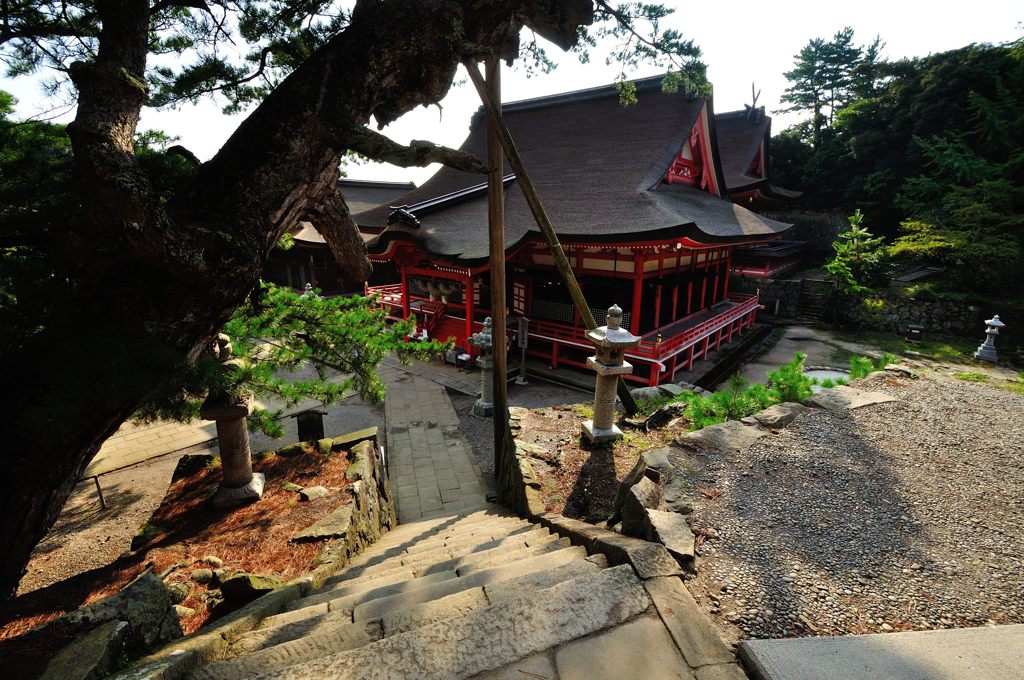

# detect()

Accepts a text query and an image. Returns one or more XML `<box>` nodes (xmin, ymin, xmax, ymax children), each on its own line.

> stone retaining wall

<box><xmin>730</xmin><ymin>277</ymin><xmax>803</xmax><ymax>319</ymax></box>
<box><xmin>96</xmin><ymin>428</ymin><xmax>396</xmax><ymax>680</ymax></box>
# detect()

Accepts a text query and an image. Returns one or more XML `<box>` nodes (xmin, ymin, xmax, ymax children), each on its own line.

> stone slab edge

<box><xmin>112</xmin><ymin>432</ymin><xmax>393</xmax><ymax>680</ymax></box>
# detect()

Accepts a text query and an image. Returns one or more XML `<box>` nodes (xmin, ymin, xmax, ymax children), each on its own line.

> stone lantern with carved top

<box><xmin>582</xmin><ymin>304</ymin><xmax>640</xmax><ymax>443</ymax></box>
<box><xmin>470</xmin><ymin>317</ymin><xmax>495</xmax><ymax>417</ymax></box>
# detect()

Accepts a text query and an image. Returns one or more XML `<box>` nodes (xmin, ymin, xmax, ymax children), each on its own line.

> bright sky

<box><xmin>3</xmin><ymin>2</ymin><xmax>1020</xmax><ymax>185</ymax></box>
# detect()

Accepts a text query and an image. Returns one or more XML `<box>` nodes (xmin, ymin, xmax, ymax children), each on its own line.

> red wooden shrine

<box><xmin>356</xmin><ymin>77</ymin><xmax>797</xmax><ymax>386</ymax></box>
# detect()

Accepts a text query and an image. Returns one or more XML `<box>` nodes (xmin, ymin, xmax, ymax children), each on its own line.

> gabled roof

<box><xmin>339</xmin><ymin>178</ymin><xmax>416</xmax><ymax>215</ymax></box>
<box><xmin>357</xmin><ymin>76</ymin><xmax>791</xmax><ymax>266</ymax></box>
<box><xmin>715</xmin><ymin>107</ymin><xmax>801</xmax><ymax>201</ymax></box>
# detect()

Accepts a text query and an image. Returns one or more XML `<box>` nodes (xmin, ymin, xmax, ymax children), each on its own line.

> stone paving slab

<box><xmin>739</xmin><ymin>624</ymin><xmax>1024</xmax><ymax>680</ymax></box>
<box><xmin>384</xmin><ymin>374</ymin><xmax>488</xmax><ymax>522</ymax></box>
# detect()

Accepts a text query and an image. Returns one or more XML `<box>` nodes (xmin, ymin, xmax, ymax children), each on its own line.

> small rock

<box><xmin>173</xmin><ymin>604</ymin><xmax>197</xmax><ymax>618</ymax></box>
<box><xmin>281</xmin><ymin>482</ymin><xmax>303</xmax><ymax>493</ymax></box>
<box><xmin>299</xmin><ymin>485</ymin><xmax>329</xmax><ymax>501</ymax></box>
<box><xmin>220</xmin><ymin>572</ymin><xmax>283</xmax><ymax>605</ymax></box>
<box><xmin>166</xmin><ymin>581</ymin><xmax>190</xmax><ymax>604</ymax></box>
<box><xmin>881</xmin><ymin>623</ymin><xmax>894</xmax><ymax>632</ymax></box>
<box><xmin>190</xmin><ymin>568</ymin><xmax>214</xmax><ymax>584</ymax></box>
<box><xmin>200</xmin><ymin>555</ymin><xmax>224</xmax><ymax>568</ymax></box>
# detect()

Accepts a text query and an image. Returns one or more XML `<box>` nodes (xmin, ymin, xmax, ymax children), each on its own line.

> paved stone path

<box><xmin>384</xmin><ymin>374</ymin><xmax>488</xmax><ymax>522</ymax></box>
<box><xmin>740</xmin><ymin>624</ymin><xmax>1024</xmax><ymax>680</ymax></box>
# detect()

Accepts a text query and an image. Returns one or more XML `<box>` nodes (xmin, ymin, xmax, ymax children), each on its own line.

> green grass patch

<box><xmin>954</xmin><ymin>371</ymin><xmax>990</xmax><ymax>383</ymax></box>
<box><xmin>832</xmin><ymin>329</ymin><xmax>976</xmax><ymax>363</ymax></box>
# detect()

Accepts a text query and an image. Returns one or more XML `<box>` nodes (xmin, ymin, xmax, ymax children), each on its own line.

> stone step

<box><xmin>212</xmin><ymin>556</ymin><xmax>612</xmax><ymax>679</ymax></box>
<box><xmin>367</xmin><ymin>505</ymin><xmax>512</xmax><ymax>544</ymax></box>
<box><xmin>381</xmin><ymin>554</ymin><xmax>609</xmax><ymax>637</ymax></box>
<box><xmin>362</xmin><ymin>510</ymin><xmax>532</xmax><ymax>553</ymax></box>
<box><xmin>268</xmin><ymin>539</ymin><xmax>579</xmax><ymax>634</ymax></box>
<box><xmin>342</xmin><ymin>517</ymin><xmax>532</xmax><ymax>572</ymax></box>
<box><xmin>349</xmin><ymin>517</ymin><xmax>537</xmax><ymax>572</ymax></box>
<box><xmin>352</xmin><ymin>524</ymin><xmax>548</xmax><ymax>577</ymax></box>
<box><xmin>288</xmin><ymin>528</ymin><xmax>557</xmax><ymax>611</ymax></box>
<box><xmin>250</xmin><ymin>564</ymin><xmax>651</xmax><ymax>680</ymax></box>
<box><xmin>353</xmin><ymin>540</ymin><xmax>580</xmax><ymax>622</ymax></box>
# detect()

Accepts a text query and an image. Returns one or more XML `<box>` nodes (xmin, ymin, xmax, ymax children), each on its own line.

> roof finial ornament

<box><xmin>746</xmin><ymin>83</ymin><xmax>764</xmax><ymax>122</ymax></box>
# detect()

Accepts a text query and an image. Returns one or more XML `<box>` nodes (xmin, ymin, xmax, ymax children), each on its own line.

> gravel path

<box><xmin>682</xmin><ymin>372</ymin><xmax>1024</xmax><ymax>642</ymax></box>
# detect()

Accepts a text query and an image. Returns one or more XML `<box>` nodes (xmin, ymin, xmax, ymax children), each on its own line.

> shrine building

<box><xmin>356</xmin><ymin>76</ymin><xmax>795</xmax><ymax>386</ymax></box>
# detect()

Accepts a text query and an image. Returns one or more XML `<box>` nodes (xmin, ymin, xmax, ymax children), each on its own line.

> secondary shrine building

<box><xmin>356</xmin><ymin>77</ymin><xmax>794</xmax><ymax>386</ymax></box>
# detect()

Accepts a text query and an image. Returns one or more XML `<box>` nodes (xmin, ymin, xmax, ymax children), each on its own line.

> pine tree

<box><xmin>826</xmin><ymin>209</ymin><xmax>891</xmax><ymax>295</ymax></box>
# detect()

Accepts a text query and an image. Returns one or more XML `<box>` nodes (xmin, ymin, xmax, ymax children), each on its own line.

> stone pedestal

<box><xmin>201</xmin><ymin>400</ymin><xmax>264</xmax><ymax>508</ymax></box>
<box><xmin>470</xmin><ymin>317</ymin><xmax>495</xmax><ymax>417</ymax></box>
<box><xmin>582</xmin><ymin>305</ymin><xmax>641</xmax><ymax>444</ymax></box>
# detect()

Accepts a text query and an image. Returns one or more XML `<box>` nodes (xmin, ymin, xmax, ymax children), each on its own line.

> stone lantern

<box><xmin>974</xmin><ymin>314</ymin><xmax>1006</xmax><ymax>363</ymax></box>
<box><xmin>582</xmin><ymin>304</ymin><xmax>640</xmax><ymax>443</ymax></box>
<box><xmin>470</xmin><ymin>317</ymin><xmax>495</xmax><ymax>417</ymax></box>
<box><xmin>201</xmin><ymin>334</ymin><xmax>265</xmax><ymax>508</ymax></box>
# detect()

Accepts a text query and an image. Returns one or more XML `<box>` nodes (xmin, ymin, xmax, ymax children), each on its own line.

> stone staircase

<box><xmin>796</xmin><ymin>279</ymin><xmax>832</xmax><ymax>321</ymax></box>
<box><xmin>182</xmin><ymin>504</ymin><xmax>744</xmax><ymax>680</ymax></box>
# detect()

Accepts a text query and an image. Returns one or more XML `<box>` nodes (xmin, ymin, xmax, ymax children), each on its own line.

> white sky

<box><xmin>3</xmin><ymin>1</ymin><xmax>1020</xmax><ymax>185</ymax></box>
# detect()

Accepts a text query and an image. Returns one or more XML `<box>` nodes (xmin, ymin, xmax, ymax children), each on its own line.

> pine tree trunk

<box><xmin>0</xmin><ymin>0</ymin><xmax>592</xmax><ymax>600</ymax></box>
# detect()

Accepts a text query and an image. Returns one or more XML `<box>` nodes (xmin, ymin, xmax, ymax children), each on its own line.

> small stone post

<box><xmin>201</xmin><ymin>334</ymin><xmax>265</xmax><ymax>508</ymax></box>
<box><xmin>470</xmin><ymin>317</ymin><xmax>495</xmax><ymax>417</ymax></box>
<box><xmin>973</xmin><ymin>314</ymin><xmax>1005</xmax><ymax>363</ymax></box>
<box><xmin>582</xmin><ymin>305</ymin><xmax>640</xmax><ymax>443</ymax></box>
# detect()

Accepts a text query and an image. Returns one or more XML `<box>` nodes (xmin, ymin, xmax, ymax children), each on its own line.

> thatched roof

<box><xmin>358</xmin><ymin>76</ymin><xmax>791</xmax><ymax>266</ymax></box>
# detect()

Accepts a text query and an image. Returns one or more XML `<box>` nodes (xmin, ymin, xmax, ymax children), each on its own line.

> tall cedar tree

<box><xmin>0</xmin><ymin>1</ymin><xmax>705</xmax><ymax>600</ymax></box>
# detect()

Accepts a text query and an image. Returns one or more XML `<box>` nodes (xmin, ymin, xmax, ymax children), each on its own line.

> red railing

<box><xmin>525</xmin><ymin>294</ymin><xmax>758</xmax><ymax>361</ymax></box>
<box><xmin>367</xmin><ymin>283</ymin><xmax>759</xmax><ymax>364</ymax></box>
<box><xmin>632</xmin><ymin>293</ymin><xmax>758</xmax><ymax>360</ymax></box>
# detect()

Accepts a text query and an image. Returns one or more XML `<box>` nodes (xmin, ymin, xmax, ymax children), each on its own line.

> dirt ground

<box><xmin>452</xmin><ymin>378</ymin><xmax>587</xmax><ymax>490</ymax></box>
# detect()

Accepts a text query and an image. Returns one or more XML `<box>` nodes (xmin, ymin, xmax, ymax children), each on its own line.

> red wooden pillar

<box><xmin>464</xmin><ymin>274</ymin><xmax>474</xmax><ymax>346</ymax></box>
<box><xmin>550</xmin><ymin>342</ymin><xmax>559</xmax><ymax>369</ymax></box>
<box><xmin>671</xmin><ymin>282</ymin><xmax>679</xmax><ymax>320</ymax></box>
<box><xmin>653</xmin><ymin>283</ymin><xmax>663</xmax><ymax>329</ymax></box>
<box><xmin>400</xmin><ymin>264</ymin><xmax>411</xmax><ymax>320</ymax></box>
<box><xmin>700</xmin><ymin>276</ymin><xmax>708</xmax><ymax>310</ymax></box>
<box><xmin>688</xmin><ymin>344</ymin><xmax>696</xmax><ymax>369</ymax></box>
<box><xmin>711</xmin><ymin>265</ymin><xmax>720</xmax><ymax>305</ymax></box>
<box><xmin>669</xmin><ymin>355</ymin><xmax>678</xmax><ymax>380</ymax></box>
<box><xmin>703</xmin><ymin>335</ymin><xmax>710</xmax><ymax>359</ymax></box>
<box><xmin>630</xmin><ymin>255</ymin><xmax>644</xmax><ymax>336</ymax></box>
<box><xmin>686</xmin><ymin>281</ymin><xmax>693</xmax><ymax>315</ymax></box>
<box><xmin>723</xmin><ymin>250</ymin><xmax>732</xmax><ymax>299</ymax></box>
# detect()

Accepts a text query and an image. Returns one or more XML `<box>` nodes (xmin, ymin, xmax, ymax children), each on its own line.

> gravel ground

<box><xmin>452</xmin><ymin>379</ymin><xmax>588</xmax><ymax>490</ymax></box>
<box><xmin>682</xmin><ymin>372</ymin><xmax>1024</xmax><ymax>642</ymax></box>
<box><xmin>17</xmin><ymin>453</ymin><xmax>185</xmax><ymax>596</ymax></box>
<box><xmin>18</xmin><ymin>398</ymin><xmax>383</xmax><ymax>597</ymax></box>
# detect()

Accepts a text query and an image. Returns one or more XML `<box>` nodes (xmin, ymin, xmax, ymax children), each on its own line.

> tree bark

<box><xmin>0</xmin><ymin>0</ymin><xmax>594</xmax><ymax>600</ymax></box>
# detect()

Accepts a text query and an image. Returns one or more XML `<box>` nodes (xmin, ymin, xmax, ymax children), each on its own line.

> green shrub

<box><xmin>849</xmin><ymin>355</ymin><xmax>875</xmax><ymax>380</ymax></box>
<box><xmin>767</xmin><ymin>352</ymin><xmax>814</xmax><ymax>403</ymax></box>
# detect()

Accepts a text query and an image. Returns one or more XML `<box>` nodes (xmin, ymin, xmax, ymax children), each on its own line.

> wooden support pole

<box><xmin>464</xmin><ymin>58</ymin><xmax>638</xmax><ymax>414</ymax></box>
<box><xmin>484</xmin><ymin>56</ymin><xmax>508</xmax><ymax>477</ymax></box>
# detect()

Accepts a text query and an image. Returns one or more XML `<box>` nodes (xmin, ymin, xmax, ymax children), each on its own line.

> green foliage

<box><xmin>0</xmin><ymin>95</ymin><xmax>76</xmax><ymax>357</ymax></box>
<box><xmin>581</xmin><ymin>3</ymin><xmax>709</xmax><ymax>106</ymax></box>
<box><xmin>766</xmin><ymin>352</ymin><xmax>815</xmax><ymax>403</ymax></box>
<box><xmin>848</xmin><ymin>355</ymin><xmax>875</xmax><ymax>380</ymax></box>
<box><xmin>954</xmin><ymin>371</ymin><xmax>990</xmax><ymax>382</ymax></box>
<box><xmin>135</xmin><ymin>282</ymin><xmax>451</xmax><ymax>437</ymax></box>
<box><xmin>890</xmin><ymin>60</ymin><xmax>1024</xmax><ymax>292</ymax></box>
<box><xmin>779</xmin><ymin>28</ymin><xmax>884</xmax><ymax>148</ymax></box>
<box><xmin>825</xmin><ymin>209</ymin><xmax>891</xmax><ymax>296</ymax></box>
